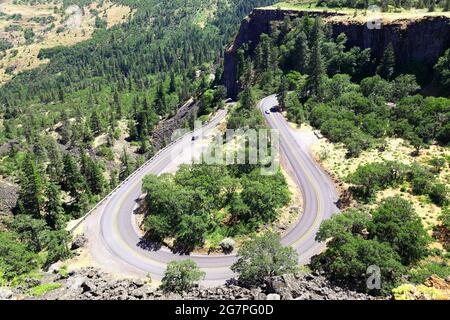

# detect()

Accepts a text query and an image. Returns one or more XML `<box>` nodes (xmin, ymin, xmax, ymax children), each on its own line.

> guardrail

<box><xmin>68</xmin><ymin>108</ymin><xmax>224</xmax><ymax>234</ymax></box>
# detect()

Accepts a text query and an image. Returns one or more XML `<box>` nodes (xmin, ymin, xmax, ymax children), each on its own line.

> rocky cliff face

<box><xmin>151</xmin><ymin>98</ymin><xmax>199</xmax><ymax>150</ymax></box>
<box><xmin>224</xmin><ymin>9</ymin><xmax>450</xmax><ymax>99</ymax></box>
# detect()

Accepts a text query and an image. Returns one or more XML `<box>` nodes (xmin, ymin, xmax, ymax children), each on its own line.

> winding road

<box><xmin>82</xmin><ymin>95</ymin><xmax>339</xmax><ymax>286</ymax></box>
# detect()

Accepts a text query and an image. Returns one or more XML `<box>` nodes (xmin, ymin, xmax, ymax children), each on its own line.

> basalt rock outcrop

<box><xmin>2</xmin><ymin>268</ymin><xmax>377</xmax><ymax>300</ymax></box>
<box><xmin>224</xmin><ymin>8</ymin><xmax>450</xmax><ymax>99</ymax></box>
<box><xmin>151</xmin><ymin>98</ymin><xmax>199</xmax><ymax>150</ymax></box>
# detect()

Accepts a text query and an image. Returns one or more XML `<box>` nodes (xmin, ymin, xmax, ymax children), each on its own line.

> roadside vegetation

<box><xmin>142</xmin><ymin>122</ymin><xmax>290</xmax><ymax>252</ymax></box>
<box><xmin>159</xmin><ymin>232</ymin><xmax>299</xmax><ymax>292</ymax></box>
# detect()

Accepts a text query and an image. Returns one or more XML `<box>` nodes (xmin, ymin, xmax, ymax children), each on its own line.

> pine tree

<box><xmin>169</xmin><ymin>73</ymin><xmax>177</xmax><ymax>93</ymax></box>
<box><xmin>89</xmin><ymin>110</ymin><xmax>102</xmax><ymax>136</ymax></box>
<box><xmin>239</xmin><ymin>86</ymin><xmax>256</xmax><ymax>111</ymax></box>
<box><xmin>304</xmin><ymin>18</ymin><xmax>325</xmax><ymax>99</ymax></box>
<box><xmin>127</xmin><ymin>113</ymin><xmax>138</xmax><ymax>141</ymax></box>
<box><xmin>119</xmin><ymin>149</ymin><xmax>134</xmax><ymax>181</ymax></box>
<box><xmin>46</xmin><ymin>140</ymin><xmax>64</xmax><ymax>183</ymax></box>
<box><xmin>294</xmin><ymin>31</ymin><xmax>309</xmax><ymax>73</ymax></box>
<box><xmin>136</xmin><ymin>111</ymin><xmax>149</xmax><ymax>141</ymax></box>
<box><xmin>16</xmin><ymin>153</ymin><xmax>46</xmax><ymax>218</ymax></box>
<box><xmin>62</xmin><ymin>153</ymin><xmax>84</xmax><ymax>198</ymax></box>
<box><xmin>277</xmin><ymin>76</ymin><xmax>289</xmax><ymax>111</ymax></box>
<box><xmin>377</xmin><ymin>42</ymin><xmax>396</xmax><ymax>80</ymax></box>
<box><xmin>58</xmin><ymin>85</ymin><xmax>64</xmax><ymax>103</ymax></box>
<box><xmin>45</xmin><ymin>183</ymin><xmax>64</xmax><ymax>230</ymax></box>
<box><xmin>154</xmin><ymin>83</ymin><xmax>167</xmax><ymax>115</ymax></box>
<box><xmin>80</xmin><ymin>151</ymin><xmax>105</xmax><ymax>195</ymax></box>
<box><xmin>114</xmin><ymin>90</ymin><xmax>122</xmax><ymax>118</ymax></box>
<box><xmin>110</xmin><ymin>169</ymin><xmax>118</xmax><ymax>190</ymax></box>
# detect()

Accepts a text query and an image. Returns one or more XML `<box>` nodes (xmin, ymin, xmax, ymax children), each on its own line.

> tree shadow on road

<box><xmin>171</xmin><ymin>241</ymin><xmax>195</xmax><ymax>255</ymax></box>
<box><xmin>137</xmin><ymin>234</ymin><xmax>163</xmax><ymax>252</ymax></box>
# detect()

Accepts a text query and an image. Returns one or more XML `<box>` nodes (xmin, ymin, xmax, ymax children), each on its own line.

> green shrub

<box><xmin>29</xmin><ymin>283</ymin><xmax>62</xmax><ymax>297</ymax></box>
<box><xmin>408</xmin><ymin>261</ymin><xmax>450</xmax><ymax>284</ymax></box>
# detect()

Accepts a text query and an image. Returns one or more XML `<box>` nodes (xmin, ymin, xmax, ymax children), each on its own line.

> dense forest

<box><xmin>0</xmin><ymin>0</ymin><xmax>280</xmax><ymax>283</ymax></box>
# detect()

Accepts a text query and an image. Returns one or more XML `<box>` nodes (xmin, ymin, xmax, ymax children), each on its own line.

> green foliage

<box><xmin>348</xmin><ymin>160</ymin><xmax>448</xmax><ymax>206</ymax></box>
<box><xmin>377</xmin><ymin>43</ymin><xmax>396</xmax><ymax>80</ymax></box>
<box><xmin>0</xmin><ymin>39</ymin><xmax>13</xmax><ymax>52</ymax></box>
<box><xmin>316</xmin><ymin>208</ymin><xmax>370</xmax><ymax>241</ymax></box>
<box><xmin>160</xmin><ymin>260</ymin><xmax>205</xmax><ymax>293</ymax></box>
<box><xmin>143</xmin><ymin>163</ymin><xmax>290</xmax><ymax>249</ymax></box>
<box><xmin>16</xmin><ymin>153</ymin><xmax>46</xmax><ymax>218</ymax></box>
<box><xmin>347</xmin><ymin>161</ymin><xmax>407</xmax><ymax>200</ymax></box>
<box><xmin>303</xmin><ymin>17</ymin><xmax>325</xmax><ymax>98</ymax></box>
<box><xmin>370</xmin><ymin>196</ymin><xmax>430</xmax><ymax>265</ymax></box>
<box><xmin>240</xmin><ymin>13</ymin><xmax>448</xmax><ymax>159</ymax></box>
<box><xmin>0</xmin><ymin>231</ymin><xmax>38</xmax><ymax>281</ymax></box>
<box><xmin>313</xmin><ymin>234</ymin><xmax>405</xmax><ymax>294</ymax></box>
<box><xmin>439</xmin><ymin>207</ymin><xmax>450</xmax><ymax>229</ymax></box>
<box><xmin>434</xmin><ymin>48</ymin><xmax>450</xmax><ymax>92</ymax></box>
<box><xmin>0</xmin><ymin>0</ymin><xmax>282</xmax><ymax>283</ymax></box>
<box><xmin>28</xmin><ymin>283</ymin><xmax>62</xmax><ymax>297</ymax></box>
<box><xmin>235</xmin><ymin>170</ymin><xmax>291</xmax><ymax>227</ymax></box>
<box><xmin>315</xmin><ymin>195</ymin><xmax>431</xmax><ymax>294</ymax></box>
<box><xmin>231</xmin><ymin>232</ymin><xmax>299</xmax><ymax>287</ymax></box>
<box><xmin>408</xmin><ymin>260</ymin><xmax>450</xmax><ymax>284</ymax></box>
<box><xmin>227</xmin><ymin>86</ymin><xmax>265</xmax><ymax>130</ymax></box>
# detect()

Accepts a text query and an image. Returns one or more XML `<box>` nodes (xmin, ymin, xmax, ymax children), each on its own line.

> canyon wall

<box><xmin>224</xmin><ymin>8</ymin><xmax>450</xmax><ymax>99</ymax></box>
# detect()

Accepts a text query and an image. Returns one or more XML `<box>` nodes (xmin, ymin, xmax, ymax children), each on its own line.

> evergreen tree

<box><xmin>169</xmin><ymin>73</ymin><xmax>177</xmax><ymax>93</ymax></box>
<box><xmin>294</xmin><ymin>31</ymin><xmax>309</xmax><ymax>73</ymax></box>
<box><xmin>119</xmin><ymin>149</ymin><xmax>134</xmax><ymax>181</ymax></box>
<box><xmin>128</xmin><ymin>117</ymin><xmax>138</xmax><ymax>141</ymax></box>
<box><xmin>277</xmin><ymin>76</ymin><xmax>289</xmax><ymax>111</ymax></box>
<box><xmin>89</xmin><ymin>110</ymin><xmax>102</xmax><ymax>136</ymax></box>
<box><xmin>46</xmin><ymin>139</ymin><xmax>64</xmax><ymax>183</ymax></box>
<box><xmin>239</xmin><ymin>86</ymin><xmax>256</xmax><ymax>111</ymax></box>
<box><xmin>45</xmin><ymin>183</ymin><xmax>64</xmax><ymax>230</ymax></box>
<box><xmin>80</xmin><ymin>151</ymin><xmax>105</xmax><ymax>195</ymax></box>
<box><xmin>377</xmin><ymin>43</ymin><xmax>396</xmax><ymax>80</ymax></box>
<box><xmin>428</xmin><ymin>0</ymin><xmax>435</xmax><ymax>11</ymax></box>
<box><xmin>304</xmin><ymin>18</ymin><xmax>325</xmax><ymax>99</ymax></box>
<box><xmin>62</xmin><ymin>153</ymin><xmax>84</xmax><ymax>198</ymax></box>
<box><xmin>154</xmin><ymin>83</ymin><xmax>167</xmax><ymax>115</ymax></box>
<box><xmin>16</xmin><ymin>153</ymin><xmax>46</xmax><ymax>218</ymax></box>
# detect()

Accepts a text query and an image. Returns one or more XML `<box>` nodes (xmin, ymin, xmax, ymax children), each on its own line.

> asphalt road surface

<box><xmin>83</xmin><ymin>96</ymin><xmax>339</xmax><ymax>285</ymax></box>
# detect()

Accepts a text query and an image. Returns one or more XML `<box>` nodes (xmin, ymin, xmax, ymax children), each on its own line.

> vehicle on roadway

<box><xmin>265</xmin><ymin>109</ymin><xmax>271</xmax><ymax>114</ymax></box>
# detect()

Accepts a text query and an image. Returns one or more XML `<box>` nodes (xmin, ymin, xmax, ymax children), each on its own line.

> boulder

<box><xmin>0</xmin><ymin>288</ymin><xmax>13</xmax><ymax>300</ymax></box>
<box><xmin>71</xmin><ymin>235</ymin><xmax>87</xmax><ymax>250</ymax></box>
<box><xmin>266</xmin><ymin>294</ymin><xmax>281</xmax><ymax>300</ymax></box>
